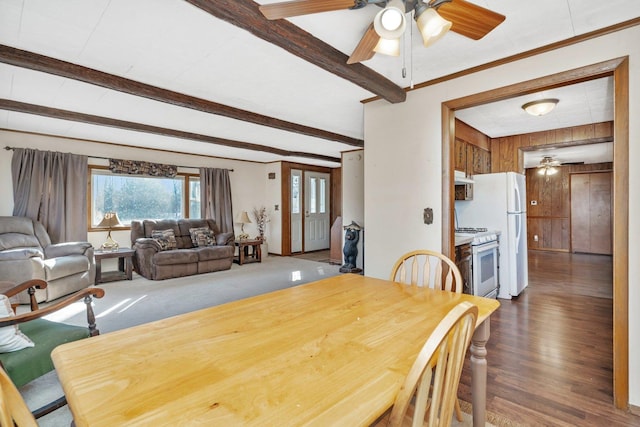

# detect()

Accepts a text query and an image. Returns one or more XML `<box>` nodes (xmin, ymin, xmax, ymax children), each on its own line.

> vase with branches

<box><xmin>252</xmin><ymin>206</ymin><xmax>270</xmax><ymax>242</ymax></box>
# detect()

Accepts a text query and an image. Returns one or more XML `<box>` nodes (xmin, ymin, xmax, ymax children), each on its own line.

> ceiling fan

<box><xmin>258</xmin><ymin>0</ymin><xmax>506</xmax><ymax>64</ymax></box>
<box><xmin>537</xmin><ymin>156</ymin><xmax>561</xmax><ymax>176</ymax></box>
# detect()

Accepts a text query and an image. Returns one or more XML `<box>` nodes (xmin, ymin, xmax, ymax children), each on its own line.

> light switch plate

<box><xmin>423</xmin><ymin>208</ymin><xmax>433</xmax><ymax>225</ymax></box>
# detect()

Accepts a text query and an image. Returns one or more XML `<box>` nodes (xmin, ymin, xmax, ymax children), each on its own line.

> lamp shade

<box><xmin>373</xmin><ymin>37</ymin><xmax>401</xmax><ymax>57</ymax></box>
<box><xmin>415</xmin><ymin>7</ymin><xmax>451</xmax><ymax>47</ymax></box>
<box><xmin>522</xmin><ymin>98</ymin><xmax>559</xmax><ymax>116</ymax></box>
<box><xmin>236</xmin><ymin>211</ymin><xmax>252</xmax><ymax>224</ymax></box>
<box><xmin>373</xmin><ymin>0</ymin><xmax>406</xmax><ymax>40</ymax></box>
<box><xmin>98</xmin><ymin>212</ymin><xmax>122</xmax><ymax>228</ymax></box>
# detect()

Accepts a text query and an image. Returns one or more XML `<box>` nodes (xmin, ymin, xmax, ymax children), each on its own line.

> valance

<box><xmin>109</xmin><ymin>159</ymin><xmax>177</xmax><ymax>178</ymax></box>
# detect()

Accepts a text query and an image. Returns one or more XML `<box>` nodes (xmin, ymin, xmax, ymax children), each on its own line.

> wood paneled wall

<box><xmin>526</xmin><ymin>162</ymin><xmax>612</xmax><ymax>252</ymax></box>
<box><xmin>490</xmin><ymin>121</ymin><xmax>613</xmax><ymax>173</ymax></box>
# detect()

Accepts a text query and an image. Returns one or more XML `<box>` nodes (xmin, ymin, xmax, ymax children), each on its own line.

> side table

<box><xmin>94</xmin><ymin>248</ymin><xmax>135</xmax><ymax>285</ymax></box>
<box><xmin>234</xmin><ymin>239</ymin><xmax>262</xmax><ymax>265</ymax></box>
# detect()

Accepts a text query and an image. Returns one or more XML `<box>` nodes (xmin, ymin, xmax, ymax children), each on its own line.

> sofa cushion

<box><xmin>189</xmin><ymin>227</ymin><xmax>216</xmax><ymax>247</ymax></box>
<box><xmin>196</xmin><ymin>245</ymin><xmax>235</xmax><ymax>262</ymax></box>
<box><xmin>43</xmin><ymin>254</ymin><xmax>91</xmax><ymax>281</ymax></box>
<box><xmin>151</xmin><ymin>229</ymin><xmax>177</xmax><ymax>251</ymax></box>
<box><xmin>153</xmin><ymin>249</ymin><xmax>198</xmax><ymax>266</ymax></box>
<box><xmin>0</xmin><ymin>295</ymin><xmax>34</xmax><ymax>353</ymax></box>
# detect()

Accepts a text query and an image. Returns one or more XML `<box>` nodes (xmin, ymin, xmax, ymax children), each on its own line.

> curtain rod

<box><xmin>4</xmin><ymin>146</ymin><xmax>234</xmax><ymax>172</ymax></box>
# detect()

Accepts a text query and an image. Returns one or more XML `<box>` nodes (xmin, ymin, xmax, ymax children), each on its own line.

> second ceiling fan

<box><xmin>259</xmin><ymin>0</ymin><xmax>506</xmax><ymax>64</ymax></box>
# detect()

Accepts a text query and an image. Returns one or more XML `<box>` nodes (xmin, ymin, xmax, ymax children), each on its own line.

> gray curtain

<box><xmin>11</xmin><ymin>148</ymin><xmax>88</xmax><ymax>243</ymax></box>
<box><xmin>200</xmin><ymin>168</ymin><xmax>233</xmax><ymax>234</ymax></box>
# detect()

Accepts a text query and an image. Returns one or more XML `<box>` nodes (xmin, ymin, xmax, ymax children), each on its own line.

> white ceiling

<box><xmin>0</xmin><ymin>1</ymin><xmax>639</xmax><ymax>167</ymax></box>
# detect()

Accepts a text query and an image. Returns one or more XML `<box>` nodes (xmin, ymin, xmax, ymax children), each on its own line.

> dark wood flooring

<box><xmin>458</xmin><ymin>250</ymin><xmax>640</xmax><ymax>426</ymax></box>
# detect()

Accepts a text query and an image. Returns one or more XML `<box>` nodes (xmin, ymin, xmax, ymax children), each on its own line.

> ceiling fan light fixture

<box><xmin>415</xmin><ymin>7</ymin><xmax>452</xmax><ymax>47</ymax></box>
<box><xmin>538</xmin><ymin>166</ymin><xmax>558</xmax><ymax>176</ymax></box>
<box><xmin>373</xmin><ymin>36</ymin><xmax>401</xmax><ymax>56</ymax></box>
<box><xmin>373</xmin><ymin>0</ymin><xmax>406</xmax><ymax>39</ymax></box>
<box><xmin>522</xmin><ymin>98</ymin><xmax>559</xmax><ymax>116</ymax></box>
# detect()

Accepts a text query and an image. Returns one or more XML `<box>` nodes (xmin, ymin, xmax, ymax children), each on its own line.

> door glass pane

<box><xmin>319</xmin><ymin>178</ymin><xmax>326</xmax><ymax>213</ymax></box>
<box><xmin>309</xmin><ymin>178</ymin><xmax>317</xmax><ymax>213</ymax></box>
<box><xmin>292</xmin><ymin>175</ymin><xmax>300</xmax><ymax>214</ymax></box>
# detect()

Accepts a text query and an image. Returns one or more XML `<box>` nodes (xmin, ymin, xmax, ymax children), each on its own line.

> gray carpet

<box><xmin>19</xmin><ymin>255</ymin><xmax>341</xmax><ymax>426</ymax></box>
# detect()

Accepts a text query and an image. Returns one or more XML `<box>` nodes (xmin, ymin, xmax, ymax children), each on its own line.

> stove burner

<box><xmin>455</xmin><ymin>227</ymin><xmax>488</xmax><ymax>233</ymax></box>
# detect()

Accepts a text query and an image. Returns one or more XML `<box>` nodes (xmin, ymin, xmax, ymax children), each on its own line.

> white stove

<box><xmin>454</xmin><ymin>227</ymin><xmax>500</xmax><ymax>299</ymax></box>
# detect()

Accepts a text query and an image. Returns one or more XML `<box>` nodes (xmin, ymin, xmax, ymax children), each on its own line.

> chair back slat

<box><xmin>388</xmin><ymin>302</ymin><xmax>478</xmax><ymax>427</ymax></box>
<box><xmin>0</xmin><ymin>367</ymin><xmax>38</xmax><ymax>426</ymax></box>
<box><xmin>389</xmin><ymin>250</ymin><xmax>462</xmax><ymax>294</ymax></box>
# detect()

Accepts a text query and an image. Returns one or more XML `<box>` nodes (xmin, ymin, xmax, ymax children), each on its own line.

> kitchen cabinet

<box><xmin>454</xmin><ymin>242</ymin><xmax>472</xmax><ymax>294</ymax></box>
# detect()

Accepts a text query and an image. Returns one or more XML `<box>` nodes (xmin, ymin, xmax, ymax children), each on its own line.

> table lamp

<box><xmin>236</xmin><ymin>211</ymin><xmax>251</xmax><ymax>240</ymax></box>
<box><xmin>98</xmin><ymin>211</ymin><xmax>122</xmax><ymax>251</ymax></box>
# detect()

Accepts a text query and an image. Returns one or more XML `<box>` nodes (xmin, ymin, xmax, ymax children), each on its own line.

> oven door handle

<box><xmin>473</xmin><ymin>241</ymin><xmax>499</xmax><ymax>252</ymax></box>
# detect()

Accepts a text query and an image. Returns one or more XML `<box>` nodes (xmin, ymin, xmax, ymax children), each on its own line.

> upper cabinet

<box><xmin>454</xmin><ymin>119</ymin><xmax>491</xmax><ymax>176</ymax></box>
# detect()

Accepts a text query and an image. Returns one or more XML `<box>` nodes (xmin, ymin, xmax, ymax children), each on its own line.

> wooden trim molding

<box><xmin>364</xmin><ymin>17</ymin><xmax>640</xmax><ymax>103</ymax></box>
<box><xmin>442</xmin><ymin>56</ymin><xmax>629</xmax><ymax>409</ymax></box>
<box><xmin>0</xmin><ymin>44</ymin><xmax>363</xmax><ymax>148</ymax></box>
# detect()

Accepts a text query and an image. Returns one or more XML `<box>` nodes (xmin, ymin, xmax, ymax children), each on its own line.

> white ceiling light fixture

<box><xmin>522</xmin><ymin>98</ymin><xmax>559</xmax><ymax>116</ymax></box>
<box><xmin>372</xmin><ymin>0</ymin><xmax>406</xmax><ymax>57</ymax></box>
<box><xmin>414</xmin><ymin>1</ymin><xmax>452</xmax><ymax>47</ymax></box>
<box><xmin>373</xmin><ymin>0</ymin><xmax>407</xmax><ymax>40</ymax></box>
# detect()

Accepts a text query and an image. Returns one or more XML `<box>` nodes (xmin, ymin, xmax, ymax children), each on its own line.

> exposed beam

<box><xmin>0</xmin><ymin>44</ymin><xmax>362</xmax><ymax>148</ymax></box>
<box><xmin>185</xmin><ymin>0</ymin><xmax>406</xmax><ymax>104</ymax></box>
<box><xmin>0</xmin><ymin>99</ymin><xmax>340</xmax><ymax>163</ymax></box>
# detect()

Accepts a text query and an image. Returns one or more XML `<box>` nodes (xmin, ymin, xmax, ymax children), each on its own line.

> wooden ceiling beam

<box><xmin>185</xmin><ymin>0</ymin><xmax>406</xmax><ymax>104</ymax></box>
<box><xmin>0</xmin><ymin>99</ymin><xmax>340</xmax><ymax>163</ymax></box>
<box><xmin>0</xmin><ymin>44</ymin><xmax>362</xmax><ymax>148</ymax></box>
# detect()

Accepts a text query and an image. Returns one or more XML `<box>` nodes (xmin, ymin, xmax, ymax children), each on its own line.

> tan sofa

<box><xmin>131</xmin><ymin>219</ymin><xmax>234</xmax><ymax>280</ymax></box>
<box><xmin>0</xmin><ymin>216</ymin><xmax>95</xmax><ymax>303</ymax></box>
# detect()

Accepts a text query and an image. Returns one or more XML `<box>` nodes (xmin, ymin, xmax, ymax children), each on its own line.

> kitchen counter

<box><xmin>455</xmin><ymin>234</ymin><xmax>474</xmax><ymax>246</ymax></box>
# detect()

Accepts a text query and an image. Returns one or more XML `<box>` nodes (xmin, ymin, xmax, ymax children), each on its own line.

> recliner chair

<box><xmin>0</xmin><ymin>216</ymin><xmax>95</xmax><ymax>303</ymax></box>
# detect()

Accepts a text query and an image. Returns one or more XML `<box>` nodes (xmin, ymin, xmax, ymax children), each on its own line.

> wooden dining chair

<box><xmin>389</xmin><ymin>249</ymin><xmax>465</xmax><ymax>421</ymax></box>
<box><xmin>386</xmin><ymin>302</ymin><xmax>478</xmax><ymax>427</ymax></box>
<box><xmin>0</xmin><ymin>279</ymin><xmax>105</xmax><ymax>419</ymax></box>
<box><xmin>0</xmin><ymin>365</ymin><xmax>38</xmax><ymax>427</ymax></box>
<box><xmin>389</xmin><ymin>250</ymin><xmax>462</xmax><ymax>293</ymax></box>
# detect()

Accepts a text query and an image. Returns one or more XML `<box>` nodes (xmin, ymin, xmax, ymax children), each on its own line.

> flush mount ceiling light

<box><xmin>522</xmin><ymin>98</ymin><xmax>559</xmax><ymax>116</ymax></box>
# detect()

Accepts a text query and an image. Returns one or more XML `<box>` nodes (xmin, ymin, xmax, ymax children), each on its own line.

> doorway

<box><xmin>442</xmin><ymin>57</ymin><xmax>629</xmax><ymax>408</ymax></box>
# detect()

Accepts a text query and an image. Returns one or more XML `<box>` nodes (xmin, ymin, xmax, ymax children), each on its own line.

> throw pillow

<box><xmin>189</xmin><ymin>227</ymin><xmax>216</xmax><ymax>247</ymax></box>
<box><xmin>151</xmin><ymin>229</ymin><xmax>177</xmax><ymax>251</ymax></box>
<box><xmin>0</xmin><ymin>295</ymin><xmax>35</xmax><ymax>353</ymax></box>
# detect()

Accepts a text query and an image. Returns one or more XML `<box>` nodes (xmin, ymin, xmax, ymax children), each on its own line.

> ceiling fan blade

<box><xmin>259</xmin><ymin>0</ymin><xmax>357</xmax><ymax>20</ymax></box>
<box><xmin>436</xmin><ymin>0</ymin><xmax>505</xmax><ymax>40</ymax></box>
<box><xmin>347</xmin><ymin>24</ymin><xmax>379</xmax><ymax>64</ymax></box>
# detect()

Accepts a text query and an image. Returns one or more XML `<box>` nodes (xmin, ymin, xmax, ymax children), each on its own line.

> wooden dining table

<box><xmin>52</xmin><ymin>273</ymin><xmax>500</xmax><ymax>427</ymax></box>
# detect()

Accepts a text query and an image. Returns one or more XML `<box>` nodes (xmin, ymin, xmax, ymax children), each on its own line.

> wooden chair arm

<box><xmin>0</xmin><ymin>288</ymin><xmax>105</xmax><ymax>336</ymax></box>
<box><xmin>1</xmin><ymin>279</ymin><xmax>48</xmax><ymax>312</ymax></box>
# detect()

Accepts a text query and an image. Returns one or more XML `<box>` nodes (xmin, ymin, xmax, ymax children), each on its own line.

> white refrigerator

<box><xmin>456</xmin><ymin>172</ymin><xmax>528</xmax><ymax>299</ymax></box>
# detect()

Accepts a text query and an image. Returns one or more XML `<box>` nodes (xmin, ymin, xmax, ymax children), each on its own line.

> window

<box><xmin>319</xmin><ymin>178</ymin><xmax>326</xmax><ymax>214</ymax></box>
<box><xmin>309</xmin><ymin>177</ymin><xmax>317</xmax><ymax>214</ymax></box>
<box><xmin>90</xmin><ymin>168</ymin><xmax>200</xmax><ymax>227</ymax></box>
<box><xmin>291</xmin><ymin>174</ymin><xmax>300</xmax><ymax>214</ymax></box>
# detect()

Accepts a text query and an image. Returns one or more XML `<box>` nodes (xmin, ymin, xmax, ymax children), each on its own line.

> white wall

<box><xmin>364</xmin><ymin>26</ymin><xmax>640</xmax><ymax>406</ymax></box>
<box><xmin>0</xmin><ymin>130</ymin><xmax>270</xmax><ymax>248</ymax></box>
<box><xmin>264</xmin><ymin>162</ymin><xmax>282</xmax><ymax>255</ymax></box>
<box><xmin>341</xmin><ymin>150</ymin><xmax>364</xmax><ymax>270</ymax></box>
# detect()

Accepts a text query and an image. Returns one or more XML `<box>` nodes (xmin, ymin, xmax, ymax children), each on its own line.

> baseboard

<box><xmin>629</xmin><ymin>403</ymin><xmax>640</xmax><ymax>416</ymax></box>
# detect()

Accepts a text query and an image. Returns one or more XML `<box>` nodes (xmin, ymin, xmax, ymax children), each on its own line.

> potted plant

<box><xmin>253</xmin><ymin>206</ymin><xmax>270</xmax><ymax>254</ymax></box>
